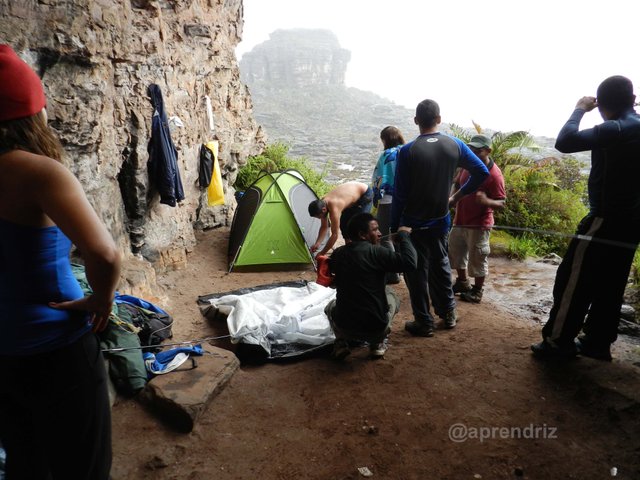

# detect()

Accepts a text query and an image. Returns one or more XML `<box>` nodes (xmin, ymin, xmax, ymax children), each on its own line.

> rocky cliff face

<box><xmin>0</xmin><ymin>0</ymin><xmax>265</xmax><ymax>296</ymax></box>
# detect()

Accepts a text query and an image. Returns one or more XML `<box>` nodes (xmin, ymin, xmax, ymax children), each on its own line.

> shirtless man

<box><xmin>308</xmin><ymin>181</ymin><xmax>373</xmax><ymax>256</ymax></box>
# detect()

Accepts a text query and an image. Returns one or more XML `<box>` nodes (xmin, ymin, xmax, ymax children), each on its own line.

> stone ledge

<box><xmin>138</xmin><ymin>344</ymin><xmax>239</xmax><ymax>432</ymax></box>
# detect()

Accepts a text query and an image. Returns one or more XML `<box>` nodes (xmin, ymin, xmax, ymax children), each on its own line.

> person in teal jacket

<box><xmin>371</xmin><ymin>126</ymin><xmax>405</xmax><ymax>284</ymax></box>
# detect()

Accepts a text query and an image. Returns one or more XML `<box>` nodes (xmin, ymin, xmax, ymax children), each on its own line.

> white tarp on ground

<box><xmin>204</xmin><ymin>282</ymin><xmax>336</xmax><ymax>357</ymax></box>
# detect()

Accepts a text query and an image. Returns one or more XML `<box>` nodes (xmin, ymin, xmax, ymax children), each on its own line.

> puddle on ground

<box><xmin>486</xmin><ymin>257</ymin><xmax>558</xmax><ymax>324</ymax></box>
<box><xmin>486</xmin><ymin>256</ymin><xmax>640</xmax><ymax>365</ymax></box>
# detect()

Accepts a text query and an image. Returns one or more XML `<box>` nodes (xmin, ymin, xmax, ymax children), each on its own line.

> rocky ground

<box><xmin>110</xmin><ymin>228</ymin><xmax>640</xmax><ymax>480</ymax></box>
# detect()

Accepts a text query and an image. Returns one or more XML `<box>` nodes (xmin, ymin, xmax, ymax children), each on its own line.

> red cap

<box><xmin>0</xmin><ymin>45</ymin><xmax>46</xmax><ymax>122</ymax></box>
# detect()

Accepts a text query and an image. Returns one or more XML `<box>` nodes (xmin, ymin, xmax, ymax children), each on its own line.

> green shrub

<box><xmin>496</xmin><ymin>163</ymin><xmax>588</xmax><ymax>256</ymax></box>
<box><xmin>234</xmin><ymin>142</ymin><xmax>334</xmax><ymax>197</ymax></box>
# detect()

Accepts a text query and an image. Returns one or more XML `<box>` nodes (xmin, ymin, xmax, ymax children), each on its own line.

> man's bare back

<box><xmin>323</xmin><ymin>182</ymin><xmax>368</xmax><ymax>214</ymax></box>
<box><xmin>309</xmin><ymin>182</ymin><xmax>370</xmax><ymax>256</ymax></box>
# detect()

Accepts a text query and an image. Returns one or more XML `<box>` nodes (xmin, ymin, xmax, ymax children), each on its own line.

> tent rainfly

<box><xmin>228</xmin><ymin>170</ymin><xmax>325</xmax><ymax>271</ymax></box>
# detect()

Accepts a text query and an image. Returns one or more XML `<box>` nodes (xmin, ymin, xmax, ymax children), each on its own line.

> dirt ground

<box><xmin>111</xmin><ymin>228</ymin><xmax>640</xmax><ymax>480</ymax></box>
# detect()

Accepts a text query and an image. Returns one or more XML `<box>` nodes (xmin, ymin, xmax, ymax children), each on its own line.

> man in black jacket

<box><xmin>532</xmin><ymin>75</ymin><xmax>640</xmax><ymax>361</ymax></box>
<box><xmin>325</xmin><ymin>213</ymin><xmax>417</xmax><ymax>360</ymax></box>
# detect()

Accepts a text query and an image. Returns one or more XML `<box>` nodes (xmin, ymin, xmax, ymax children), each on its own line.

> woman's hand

<box><xmin>49</xmin><ymin>294</ymin><xmax>114</xmax><ymax>333</ymax></box>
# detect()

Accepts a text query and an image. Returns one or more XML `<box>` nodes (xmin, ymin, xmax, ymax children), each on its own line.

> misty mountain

<box><xmin>240</xmin><ymin>29</ymin><xmax>586</xmax><ymax>183</ymax></box>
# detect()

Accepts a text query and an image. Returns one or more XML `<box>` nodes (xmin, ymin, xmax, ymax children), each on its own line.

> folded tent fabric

<box><xmin>204</xmin><ymin>282</ymin><xmax>336</xmax><ymax>358</ymax></box>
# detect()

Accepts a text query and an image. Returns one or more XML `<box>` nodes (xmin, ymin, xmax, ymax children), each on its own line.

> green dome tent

<box><xmin>228</xmin><ymin>170</ymin><xmax>325</xmax><ymax>271</ymax></box>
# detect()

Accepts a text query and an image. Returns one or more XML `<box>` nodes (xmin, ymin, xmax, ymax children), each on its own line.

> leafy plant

<box><xmin>234</xmin><ymin>142</ymin><xmax>335</xmax><ymax>197</ymax></box>
<box><xmin>449</xmin><ymin>123</ymin><xmax>539</xmax><ymax>170</ymax></box>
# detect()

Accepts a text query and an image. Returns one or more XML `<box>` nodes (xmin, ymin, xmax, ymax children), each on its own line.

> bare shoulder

<box><xmin>0</xmin><ymin>150</ymin><xmax>67</xmax><ymax>176</ymax></box>
<box><xmin>0</xmin><ymin>150</ymin><xmax>79</xmax><ymax>201</ymax></box>
<box><xmin>326</xmin><ymin>181</ymin><xmax>367</xmax><ymax>203</ymax></box>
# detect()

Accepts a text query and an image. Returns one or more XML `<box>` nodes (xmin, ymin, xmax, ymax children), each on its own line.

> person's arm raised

<box><xmin>34</xmin><ymin>157</ymin><xmax>121</xmax><ymax>332</ymax></box>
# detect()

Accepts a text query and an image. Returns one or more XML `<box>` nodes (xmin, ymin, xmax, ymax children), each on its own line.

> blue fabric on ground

<box><xmin>143</xmin><ymin>344</ymin><xmax>204</xmax><ymax>375</ymax></box>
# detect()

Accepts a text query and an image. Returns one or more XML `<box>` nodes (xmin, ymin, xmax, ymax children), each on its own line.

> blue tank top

<box><xmin>0</xmin><ymin>218</ymin><xmax>90</xmax><ymax>355</ymax></box>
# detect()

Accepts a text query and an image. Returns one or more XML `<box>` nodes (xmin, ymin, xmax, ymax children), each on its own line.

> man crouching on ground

<box><xmin>324</xmin><ymin>213</ymin><xmax>417</xmax><ymax>360</ymax></box>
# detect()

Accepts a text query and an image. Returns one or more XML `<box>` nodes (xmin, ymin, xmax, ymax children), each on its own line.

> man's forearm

<box><xmin>555</xmin><ymin>109</ymin><xmax>587</xmax><ymax>153</ymax></box>
<box><xmin>318</xmin><ymin>233</ymin><xmax>338</xmax><ymax>256</ymax></box>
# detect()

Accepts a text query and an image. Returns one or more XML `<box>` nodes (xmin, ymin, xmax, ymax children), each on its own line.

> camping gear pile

<box><xmin>72</xmin><ymin>264</ymin><xmax>175</xmax><ymax>395</ymax></box>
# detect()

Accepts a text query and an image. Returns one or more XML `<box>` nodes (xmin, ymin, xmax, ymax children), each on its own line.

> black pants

<box><xmin>0</xmin><ymin>332</ymin><xmax>112</xmax><ymax>480</ymax></box>
<box><xmin>376</xmin><ymin>203</ymin><xmax>400</xmax><ymax>283</ymax></box>
<box><xmin>542</xmin><ymin>215</ymin><xmax>640</xmax><ymax>348</ymax></box>
<box><xmin>404</xmin><ymin>229</ymin><xmax>455</xmax><ymax>325</ymax></box>
<box><xmin>339</xmin><ymin>187</ymin><xmax>373</xmax><ymax>240</ymax></box>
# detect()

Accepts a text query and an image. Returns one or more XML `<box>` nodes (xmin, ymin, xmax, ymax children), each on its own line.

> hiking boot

<box><xmin>530</xmin><ymin>339</ymin><xmax>577</xmax><ymax>359</ymax></box>
<box><xmin>576</xmin><ymin>335</ymin><xmax>612</xmax><ymax>362</ymax></box>
<box><xmin>331</xmin><ymin>339</ymin><xmax>351</xmax><ymax>361</ymax></box>
<box><xmin>369</xmin><ymin>339</ymin><xmax>388</xmax><ymax>359</ymax></box>
<box><xmin>443</xmin><ymin>309</ymin><xmax>457</xmax><ymax>329</ymax></box>
<box><xmin>404</xmin><ymin>320</ymin><xmax>434</xmax><ymax>337</ymax></box>
<box><xmin>460</xmin><ymin>286</ymin><xmax>483</xmax><ymax>303</ymax></box>
<box><xmin>452</xmin><ymin>279</ymin><xmax>472</xmax><ymax>294</ymax></box>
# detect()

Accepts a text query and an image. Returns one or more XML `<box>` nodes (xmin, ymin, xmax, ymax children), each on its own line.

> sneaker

<box><xmin>576</xmin><ymin>336</ymin><xmax>612</xmax><ymax>361</ymax></box>
<box><xmin>443</xmin><ymin>309</ymin><xmax>457</xmax><ymax>329</ymax></box>
<box><xmin>460</xmin><ymin>287</ymin><xmax>483</xmax><ymax>303</ymax></box>
<box><xmin>369</xmin><ymin>340</ymin><xmax>388</xmax><ymax>359</ymax></box>
<box><xmin>530</xmin><ymin>339</ymin><xmax>577</xmax><ymax>359</ymax></box>
<box><xmin>452</xmin><ymin>279</ymin><xmax>472</xmax><ymax>294</ymax></box>
<box><xmin>404</xmin><ymin>320</ymin><xmax>434</xmax><ymax>337</ymax></box>
<box><xmin>331</xmin><ymin>339</ymin><xmax>351</xmax><ymax>361</ymax></box>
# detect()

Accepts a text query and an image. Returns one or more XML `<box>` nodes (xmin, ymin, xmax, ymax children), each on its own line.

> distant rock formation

<box><xmin>241</xmin><ymin>29</ymin><xmax>350</xmax><ymax>89</ymax></box>
<box><xmin>240</xmin><ymin>29</ymin><xmax>587</xmax><ymax>183</ymax></box>
<box><xmin>240</xmin><ymin>29</ymin><xmax>419</xmax><ymax>183</ymax></box>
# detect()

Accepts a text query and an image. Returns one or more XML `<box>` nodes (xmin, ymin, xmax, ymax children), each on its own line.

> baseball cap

<box><xmin>0</xmin><ymin>45</ymin><xmax>46</xmax><ymax>122</ymax></box>
<box><xmin>467</xmin><ymin>134</ymin><xmax>492</xmax><ymax>149</ymax></box>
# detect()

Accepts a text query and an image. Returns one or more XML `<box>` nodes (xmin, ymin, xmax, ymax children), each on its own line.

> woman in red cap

<box><xmin>0</xmin><ymin>45</ymin><xmax>120</xmax><ymax>480</ymax></box>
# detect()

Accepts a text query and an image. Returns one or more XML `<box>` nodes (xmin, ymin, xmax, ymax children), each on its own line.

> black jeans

<box><xmin>404</xmin><ymin>229</ymin><xmax>455</xmax><ymax>325</ymax></box>
<box><xmin>376</xmin><ymin>203</ymin><xmax>400</xmax><ymax>283</ymax></box>
<box><xmin>339</xmin><ymin>187</ymin><xmax>373</xmax><ymax>239</ymax></box>
<box><xmin>0</xmin><ymin>332</ymin><xmax>112</xmax><ymax>480</ymax></box>
<box><xmin>542</xmin><ymin>215</ymin><xmax>640</xmax><ymax>348</ymax></box>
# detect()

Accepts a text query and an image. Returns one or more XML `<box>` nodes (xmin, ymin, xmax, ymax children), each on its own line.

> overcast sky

<box><xmin>236</xmin><ymin>0</ymin><xmax>640</xmax><ymax>138</ymax></box>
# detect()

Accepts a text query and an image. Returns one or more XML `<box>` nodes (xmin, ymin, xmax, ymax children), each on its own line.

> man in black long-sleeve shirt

<box><xmin>532</xmin><ymin>75</ymin><xmax>640</xmax><ymax>361</ymax></box>
<box><xmin>325</xmin><ymin>213</ymin><xmax>417</xmax><ymax>360</ymax></box>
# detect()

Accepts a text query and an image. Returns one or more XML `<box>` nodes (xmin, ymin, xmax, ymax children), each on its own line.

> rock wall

<box><xmin>0</xmin><ymin>0</ymin><xmax>266</xmax><ymax>295</ymax></box>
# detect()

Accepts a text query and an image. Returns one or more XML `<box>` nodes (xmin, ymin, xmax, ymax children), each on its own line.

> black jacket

<box><xmin>147</xmin><ymin>84</ymin><xmax>185</xmax><ymax>207</ymax></box>
<box><xmin>329</xmin><ymin>231</ymin><xmax>417</xmax><ymax>334</ymax></box>
<box><xmin>555</xmin><ymin>108</ymin><xmax>640</xmax><ymax>220</ymax></box>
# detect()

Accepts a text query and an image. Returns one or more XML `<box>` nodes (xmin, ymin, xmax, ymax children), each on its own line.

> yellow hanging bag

<box><xmin>205</xmin><ymin>140</ymin><xmax>224</xmax><ymax>206</ymax></box>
